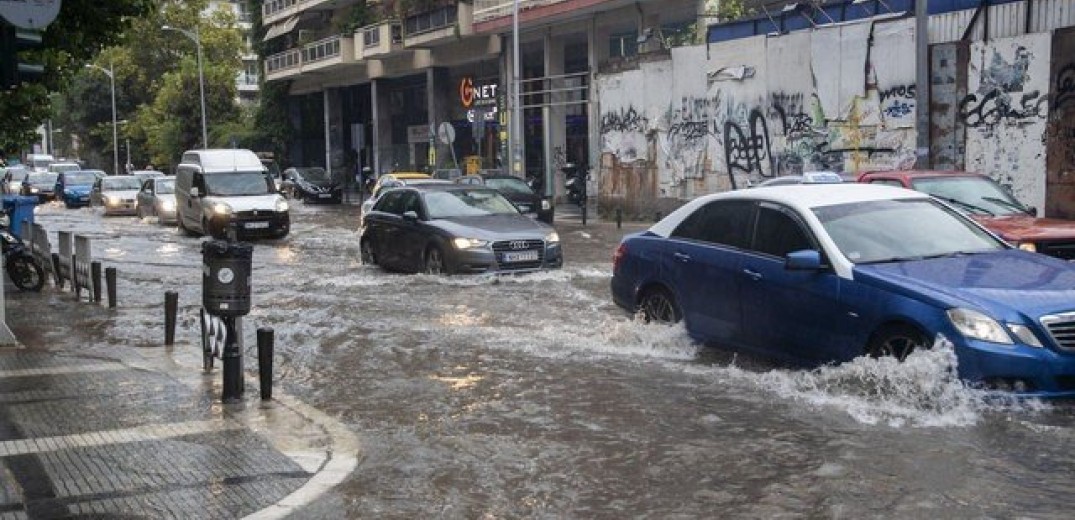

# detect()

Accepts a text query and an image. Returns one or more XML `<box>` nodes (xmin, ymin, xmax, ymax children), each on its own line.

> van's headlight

<box><xmin>545</xmin><ymin>231</ymin><xmax>560</xmax><ymax>244</ymax></box>
<box><xmin>541</xmin><ymin>199</ymin><xmax>551</xmax><ymax>210</ymax></box>
<box><xmin>947</xmin><ymin>308</ymin><xmax>1013</xmax><ymax>344</ymax></box>
<box><xmin>1017</xmin><ymin>242</ymin><xmax>1037</xmax><ymax>252</ymax></box>
<box><xmin>275</xmin><ymin>198</ymin><xmax>289</xmax><ymax>212</ymax></box>
<box><xmin>452</xmin><ymin>237</ymin><xmax>488</xmax><ymax>249</ymax></box>
<box><xmin>212</xmin><ymin>202</ymin><xmax>232</xmax><ymax>215</ymax></box>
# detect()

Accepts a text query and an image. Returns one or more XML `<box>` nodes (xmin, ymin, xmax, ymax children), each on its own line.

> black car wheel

<box><xmin>639</xmin><ymin>287</ymin><xmax>681</xmax><ymax>324</ymax></box>
<box><xmin>867</xmin><ymin>324</ymin><xmax>928</xmax><ymax>361</ymax></box>
<box><xmin>360</xmin><ymin>239</ymin><xmax>377</xmax><ymax>266</ymax></box>
<box><xmin>424</xmin><ymin>246</ymin><xmax>448</xmax><ymax>275</ymax></box>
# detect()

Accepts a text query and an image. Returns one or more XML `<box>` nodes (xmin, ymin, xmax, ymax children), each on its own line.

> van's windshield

<box><xmin>204</xmin><ymin>171</ymin><xmax>272</xmax><ymax>196</ymax></box>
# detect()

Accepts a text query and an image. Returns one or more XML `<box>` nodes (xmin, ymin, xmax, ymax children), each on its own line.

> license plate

<box><xmin>318</xmin><ymin>193</ymin><xmax>331</xmax><ymax>198</ymax></box>
<box><xmin>245</xmin><ymin>221</ymin><xmax>269</xmax><ymax>229</ymax></box>
<box><xmin>503</xmin><ymin>250</ymin><xmax>539</xmax><ymax>263</ymax></box>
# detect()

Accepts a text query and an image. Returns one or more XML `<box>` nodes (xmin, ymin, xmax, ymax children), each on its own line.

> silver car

<box><xmin>360</xmin><ymin>184</ymin><xmax>563</xmax><ymax>274</ymax></box>
<box><xmin>92</xmin><ymin>175</ymin><xmax>143</xmax><ymax>216</ymax></box>
<box><xmin>136</xmin><ymin>176</ymin><xmax>177</xmax><ymax>225</ymax></box>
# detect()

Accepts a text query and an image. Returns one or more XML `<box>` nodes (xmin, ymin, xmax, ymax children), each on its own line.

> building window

<box><xmin>609</xmin><ymin>31</ymin><xmax>638</xmax><ymax>59</ymax></box>
<box><xmin>404</xmin><ymin>5</ymin><xmax>458</xmax><ymax>36</ymax></box>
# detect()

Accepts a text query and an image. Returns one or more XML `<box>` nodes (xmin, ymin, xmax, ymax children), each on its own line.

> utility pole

<box><xmin>914</xmin><ymin>0</ymin><xmax>930</xmax><ymax>169</ymax></box>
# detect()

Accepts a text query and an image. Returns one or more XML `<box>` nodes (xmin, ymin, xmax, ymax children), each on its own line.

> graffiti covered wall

<box><xmin>1046</xmin><ymin>28</ymin><xmax>1075</xmax><ymax>218</ymax></box>
<box><xmin>963</xmin><ymin>33</ymin><xmax>1051</xmax><ymax>212</ymax></box>
<box><xmin>596</xmin><ymin>19</ymin><xmax>920</xmax><ymax>210</ymax></box>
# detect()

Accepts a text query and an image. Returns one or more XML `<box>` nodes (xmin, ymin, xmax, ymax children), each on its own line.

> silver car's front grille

<box><xmin>1040</xmin><ymin>312</ymin><xmax>1075</xmax><ymax>351</ymax></box>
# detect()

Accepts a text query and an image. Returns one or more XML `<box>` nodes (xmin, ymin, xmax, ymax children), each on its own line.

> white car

<box><xmin>136</xmin><ymin>176</ymin><xmax>178</xmax><ymax>225</ymax></box>
<box><xmin>92</xmin><ymin>175</ymin><xmax>143</xmax><ymax>216</ymax></box>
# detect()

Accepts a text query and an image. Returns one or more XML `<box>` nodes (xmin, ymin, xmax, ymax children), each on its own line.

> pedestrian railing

<box><xmin>57</xmin><ymin>230</ymin><xmax>72</xmax><ymax>284</ymax></box>
<box><xmin>73</xmin><ymin>235</ymin><xmax>92</xmax><ymax>299</ymax></box>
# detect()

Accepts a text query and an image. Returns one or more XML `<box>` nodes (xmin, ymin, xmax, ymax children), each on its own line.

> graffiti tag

<box><xmin>1054</xmin><ymin>63</ymin><xmax>1075</xmax><ymax>111</ymax></box>
<box><xmin>959</xmin><ymin>89</ymin><xmax>1048</xmax><ymax>130</ymax></box>
<box><xmin>878</xmin><ymin>84</ymin><xmax>916</xmax><ymax>103</ymax></box>
<box><xmin>600</xmin><ymin>107</ymin><xmax>647</xmax><ymax>133</ymax></box>
<box><xmin>883</xmin><ymin>102</ymin><xmax>913</xmax><ymax>119</ymax></box>
<box><xmin>724</xmin><ymin>109</ymin><xmax>773</xmax><ymax>183</ymax></box>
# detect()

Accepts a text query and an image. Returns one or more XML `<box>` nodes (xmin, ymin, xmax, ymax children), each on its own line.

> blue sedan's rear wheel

<box><xmin>639</xmin><ymin>287</ymin><xmax>680</xmax><ymax>324</ymax></box>
<box><xmin>360</xmin><ymin>239</ymin><xmax>376</xmax><ymax>266</ymax></box>
<box><xmin>867</xmin><ymin>324</ymin><xmax>927</xmax><ymax>361</ymax></box>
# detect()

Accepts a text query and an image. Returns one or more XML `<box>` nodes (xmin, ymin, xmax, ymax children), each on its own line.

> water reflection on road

<box><xmin>33</xmin><ymin>201</ymin><xmax>1075</xmax><ymax>518</ymax></box>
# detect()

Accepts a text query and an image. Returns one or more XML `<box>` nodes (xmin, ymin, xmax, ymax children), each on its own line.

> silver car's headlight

<box><xmin>545</xmin><ymin>232</ymin><xmax>560</xmax><ymax>244</ymax></box>
<box><xmin>161</xmin><ymin>200</ymin><xmax>175</xmax><ymax>211</ymax></box>
<box><xmin>452</xmin><ymin>237</ymin><xmax>488</xmax><ymax>249</ymax></box>
<box><xmin>947</xmin><ymin>308</ymin><xmax>1013</xmax><ymax>344</ymax></box>
<box><xmin>275</xmin><ymin>198</ymin><xmax>289</xmax><ymax>212</ymax></box>
<box><xmin>212</xmin><ymin>202</ymin><xmax>232</xmax><ymax>215</ymax></box>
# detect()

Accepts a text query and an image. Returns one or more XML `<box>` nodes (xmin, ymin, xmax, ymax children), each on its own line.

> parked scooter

<box><xmin>563</xmin><ymin>163</ymin><xmax>588</xmax><ymax>207</ymax></box>
<box><xmin>0</xmin><ymin>210</ymin><xmax>45</xmax><ymax>292</ymax></box>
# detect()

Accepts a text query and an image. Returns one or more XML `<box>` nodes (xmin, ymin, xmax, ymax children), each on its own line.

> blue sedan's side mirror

<box><xmin>785</xmin><ymin>249</ymin><xmax>823</xmax><ymax>270</ymax></box>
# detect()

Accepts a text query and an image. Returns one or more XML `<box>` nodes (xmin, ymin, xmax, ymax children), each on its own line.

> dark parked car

<box><xmin>282</xmin><ymin>167</ymin><xmax>342</xmax><ymax>203</ymax></box>
<box><xmin>858</xmin><ymin>170</ymin><xmax>1075</xmax><ymax>260</ymax></box>
<box><xmin>455</xmin><ymin>174</ymin><xmax>554</xmax><ymax>223</ymax></box>
<box><xmin>360</xmin><ymin>184</ymin><xmax>562</xmax><ymax>274</ymax></box>
<box><xmin>611</xmin><ymin>183</ymin><xmax>1075</xmax><ymax>398</ymax></box>
<box><xmin>21</xmin><ymin>172</ymin><xmax>58</xmax><ymax>202</ymax></box>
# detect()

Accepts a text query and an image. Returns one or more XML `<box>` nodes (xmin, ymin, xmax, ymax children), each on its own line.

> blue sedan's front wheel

<box><xmin>639</xmin><ymin>287</ymin><xmax>681</xmax><ymax>325</ymax></box>
<box><xmin>867</xmin><ymin>324</ymin><xmax>927</xmax><ymax>361</ymax></box>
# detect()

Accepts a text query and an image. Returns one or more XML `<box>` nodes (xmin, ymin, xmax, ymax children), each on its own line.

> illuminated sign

<box><xmin>460</xmin><ymin>77</ymin><xmax>498</xmax><ymax>109</ymax></box>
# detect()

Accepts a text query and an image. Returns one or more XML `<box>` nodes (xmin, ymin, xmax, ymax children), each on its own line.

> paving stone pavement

<box><xmin>0</xmin><ymin>286</ymin><xmax>359</xmax><ymax>519</ymax></box>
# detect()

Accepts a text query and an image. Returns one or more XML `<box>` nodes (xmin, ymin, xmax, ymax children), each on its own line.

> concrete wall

<box><xmin>596</xmin><ymin>17</ymin><xmax>1058</xmax><ymax>215</ymax></box>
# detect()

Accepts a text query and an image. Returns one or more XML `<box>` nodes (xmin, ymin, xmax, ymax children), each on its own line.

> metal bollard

<box><xmin>50</xmin><ymin>253</ymin><xmax>63</xmax><ymax>288</ymax></box>
<box><xmin>164</xmin><ymin>291</ymin><xmax>178</xmax><ymax>346</ymax></box>
<box><xmin>105</xmin><ymin>267</ymin><xmax>117</xmax><ymax>308</ymax></box>
<box><xmin>221</xmin><ymin>317</ymin><xmax>242</xmax><ymax>403</ymax></box>
<box><xmin>91</xmin><ymin>261</ymin><xmax>102</xmax><ymax>303</ymax></box>
<box><xmin>616</xmin><ymin>208</ymin><xmax>622</xmax><ymax>229</ymax></box>
<box><xmin>71</xmin><ymin>254</ymin><xmax>79</xmax><ymax>300</ymax></box>
<box><xmin>581</xmin><ymin>201</ymin><xmax>588</xmax><ymax>226</ymax></box>
<box><xmin>655</xmin><ymin>211</ymin><xmax>663</xmax><ymax>222</ymax></box>
<box><xmin>257</xmin><ymin>327</ymin><xmax>274</xmax><ymax>401</ymax></box>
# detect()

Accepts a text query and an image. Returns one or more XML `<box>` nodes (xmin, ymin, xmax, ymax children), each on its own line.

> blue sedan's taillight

<box><xmin>613</xmin><ymin>243</ymin><xmax>628</xmax><ymax>274</ymax></box>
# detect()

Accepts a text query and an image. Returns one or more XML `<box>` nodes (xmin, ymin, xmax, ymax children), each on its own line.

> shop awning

<box><xmin>263</xmin><ymin>16</ymin><xmax>299</xmax><ymax>42</ymax></box>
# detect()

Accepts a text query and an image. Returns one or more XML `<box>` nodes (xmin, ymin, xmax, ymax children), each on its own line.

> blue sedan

<box><xmin>611</xmin><ymin>183</ymin><xmax>1075</xmax><ymax>398</ymax></box>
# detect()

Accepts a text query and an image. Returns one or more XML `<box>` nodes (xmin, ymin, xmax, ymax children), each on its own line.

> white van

<box><xmin>174</xmin><ymin>149</ymin><xmax>290</xmax><ymax>239</ymax></box>
<box><xmin>26</xmin><ymin>153</ymin><xmax>55</xmax><ymax>172</ymax></box>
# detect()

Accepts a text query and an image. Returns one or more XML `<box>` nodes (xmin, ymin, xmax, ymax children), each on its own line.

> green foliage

<box><xmin>335</xmin><ymin>3</ymin><xmax>378</xmax><ymax>34</ymax></box>
<box><xmin>0</xmin><ymin>0</ymin><xmax>153</xmax><ymax>156</ymax></box>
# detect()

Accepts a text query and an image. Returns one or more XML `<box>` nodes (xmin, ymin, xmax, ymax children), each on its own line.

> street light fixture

<box><xmin>162</xmin><ymin>24</ymin><xmax>208</xmax><ymax>149</ymax></box>
<box><xmin>85</xmin><ymin>61</ymin><xmax>119</xmax><ymax>176</ymax></box>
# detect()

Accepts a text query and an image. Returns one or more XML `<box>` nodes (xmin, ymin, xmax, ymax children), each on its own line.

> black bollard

<box><xmin>71</xmin><ymin>254</ymin><xmax>80</xmax><ymax>300</ymax></box>
<box><xmin>581</xmin><ymin>201</ymin><xmax>588</xmax><ymax>226</ymax></box>
<box><xmin>105</xmin><ymin>267</ymin><xmax>117</xmax><ymax>308</ymax></box>
<box><xmin>221</xmin><ymin>317</ymin><xmax>242</xmax><ymax>403</ymax></box>
<box><xmin>655</xmin><ymin>211</ymin><xmax>663</xmax><ymax>222</ymax></box>
<box><xmin>91</xmin><ymin>261</ymin><xmax>102</xmax><ymax>303</ymax></box>
<box><xmin>616</xmin><ymin>208</ymin><xmax>622</xmax><ymax>229</ymax></box>
<box><xmin>257</xmin><ymin>327</ymin><xmax>274</xmax><ymax>401</ymax></box>
<box><xmin>51</xmin><ymin>252</ymin><xmax>63</xmax><ymax>288</ymax></box>
<box><xmin>164</xmin><ymin>291</ymin><xmax>178</xmax><ymax>346</ymax></box>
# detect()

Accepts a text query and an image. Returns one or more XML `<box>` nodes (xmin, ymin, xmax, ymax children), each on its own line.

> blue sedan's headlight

<box><xmin>947</xmin><ymin>308</ymin><xmax>1013</xmax><ymax>344</ymax></box>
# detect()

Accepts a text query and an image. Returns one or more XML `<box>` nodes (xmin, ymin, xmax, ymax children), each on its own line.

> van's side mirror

<box><xmin>403</xmin><ymin>211</ymin><xmax>419</xmax><ymax>222</ymax></box>
<box><xmin>190</xmin><ymin>187</ymin><xmax>200</xmax><ymax>198</ymax></box>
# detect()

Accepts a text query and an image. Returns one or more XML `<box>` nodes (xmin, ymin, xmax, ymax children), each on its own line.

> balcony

<box><xmin>263</xmin><ymin>0</ymin><xmax>363</xmax><ymax>26</ymax></box>
<box><xmin>301</xmin><ymin>34</ymin><xmax>355</xmax><ymax>73</ymax></box>
<box><xmin>402</xmin><ymin>3</ymin><xmax>473</xmax><ymax>47</ymax></box>
<box><xmin>265</xmin><ymin>49</ymin><xmax>301</xmax><ymax>81</ymax></box>
<box><xmin>357</xmin><ymin>20</ymin><xmax>403</xmax><ymax>59</ymax></box>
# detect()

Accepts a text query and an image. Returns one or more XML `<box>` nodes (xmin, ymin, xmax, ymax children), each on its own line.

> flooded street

<box><xmin>30</xmin><ymin>200</ymin><xmax>1075</xmax><ymax>518</ymax></box>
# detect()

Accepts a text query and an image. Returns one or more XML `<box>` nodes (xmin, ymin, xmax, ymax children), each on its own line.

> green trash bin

<box><xmin>1</xmin><ymin>195</ymin><xmax>38</xmax><ymax>240</ymax></box>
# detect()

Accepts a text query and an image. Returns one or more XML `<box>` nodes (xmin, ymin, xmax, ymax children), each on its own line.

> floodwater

<box><xmin>31</xmin><ymin>199</ymin><xmax>1075</xmax><ymax>518</ymax></box>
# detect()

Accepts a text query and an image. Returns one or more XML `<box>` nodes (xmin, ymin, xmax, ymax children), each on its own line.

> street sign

<box><xmin>437</xmin><ymin>122</ymin><xmax>455</xmax><ymax>145</ymax></box>
<box><xmin>0</xmin><ymin>0</ymin><xmax>61</xmax><ymax>30</ymax></box>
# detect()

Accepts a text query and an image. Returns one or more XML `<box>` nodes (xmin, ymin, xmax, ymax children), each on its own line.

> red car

<box><xmin>857</xmin><ymin>170</ymin><xmax>1075</xmax><ymax>259</ymax></box>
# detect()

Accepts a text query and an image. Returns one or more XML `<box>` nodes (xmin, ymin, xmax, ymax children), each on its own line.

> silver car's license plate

<box><xmin>318</xmin><ymin>193</ymin><xmax>331</xmax><ymax>198</ymax></box>
<box><xmin>503</xmin><ymin>250</ymin><xmax>539</xmax><ymax>262</ymax></box>
<box><xmin>245</xmin><ymin>221</ymin><xmax>269</xmax><ymax>229</ymax></box>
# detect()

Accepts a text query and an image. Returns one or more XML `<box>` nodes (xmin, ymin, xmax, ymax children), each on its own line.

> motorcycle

<box><xmin>563</xmin><ymin>163</ymin><xmax>588</xmax><ymax>207</ymax></box>
<box><xmin>0</xmin><ymin>211</ymin><xmax>45</xmax><ymax>292</ymax></box>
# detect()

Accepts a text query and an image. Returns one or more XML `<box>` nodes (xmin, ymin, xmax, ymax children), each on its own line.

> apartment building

<box><xmin>261</xmin><ymin>0</ymin><xmax>702</xmax><ymax>194</ymax></box>
<box><xmin>210</xmin><ymin>0</ymin><xmax>260</xmax><ymax>103</ymax></box>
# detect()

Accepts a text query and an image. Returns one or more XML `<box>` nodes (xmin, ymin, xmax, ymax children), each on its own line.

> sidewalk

<box><xmin>0</xmin><ymin>285</ymin><xmax>358</xmax><ymax>519</ymax></box>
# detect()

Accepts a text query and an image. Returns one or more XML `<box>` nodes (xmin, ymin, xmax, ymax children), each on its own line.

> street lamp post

<box><xmin>85</xmin><ymin>61</ymin><xmax>119</xmax><ymax>176</ymax></box>
<box><xmin>162</xmin><ymin>24</ymin><xmax>208</xmax><ymax>149</ymax></box>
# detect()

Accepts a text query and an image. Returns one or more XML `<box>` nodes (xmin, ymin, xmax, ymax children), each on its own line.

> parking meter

<box><xmin>202</xmin><ymin>240</ymin><xmax>252</xmax><ymax>317</ymax></box>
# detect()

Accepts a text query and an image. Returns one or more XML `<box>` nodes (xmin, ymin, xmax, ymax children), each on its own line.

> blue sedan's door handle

<box><xmin>673</xmin><ymin>252</ymin><xmax>691</xmax><ymax>263</ymax></box>
<box><xmin>743</xmin><ymin>268</ymin><xmax>762</xmax><ymax>281</ymax></box>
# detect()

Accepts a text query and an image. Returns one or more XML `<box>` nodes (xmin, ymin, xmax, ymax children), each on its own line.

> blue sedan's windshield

<box><xmin>424</xmin><ymin>189</ymin><xmax>520</xmax><ymax>219</ymax></box>
<box><xmin>64</xmin><ymin>172</ymin><xmax>97</xmax><ymax>185</ymax></box>
<box><xmin>814</xmin><ymin>199</ymin><xmax>1006</xmax><ymax>264</ymax></box>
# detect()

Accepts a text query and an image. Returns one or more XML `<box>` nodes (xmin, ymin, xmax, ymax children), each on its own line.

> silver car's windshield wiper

<box><xmin>933</xmin><ymin>195</ymin><xmax>995</xmax><ymax>216</ymax></box>
<box><xmin>981</xmin><ymin>196</ymin><xmax>1030</xmax><ymax>215</ymax></box>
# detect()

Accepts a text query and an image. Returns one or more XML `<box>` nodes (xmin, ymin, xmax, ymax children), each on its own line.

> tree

<box><xmin>0</xmin><ymin>0</ymin><xmax>154</xmax><ymax>158</ymax></box>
